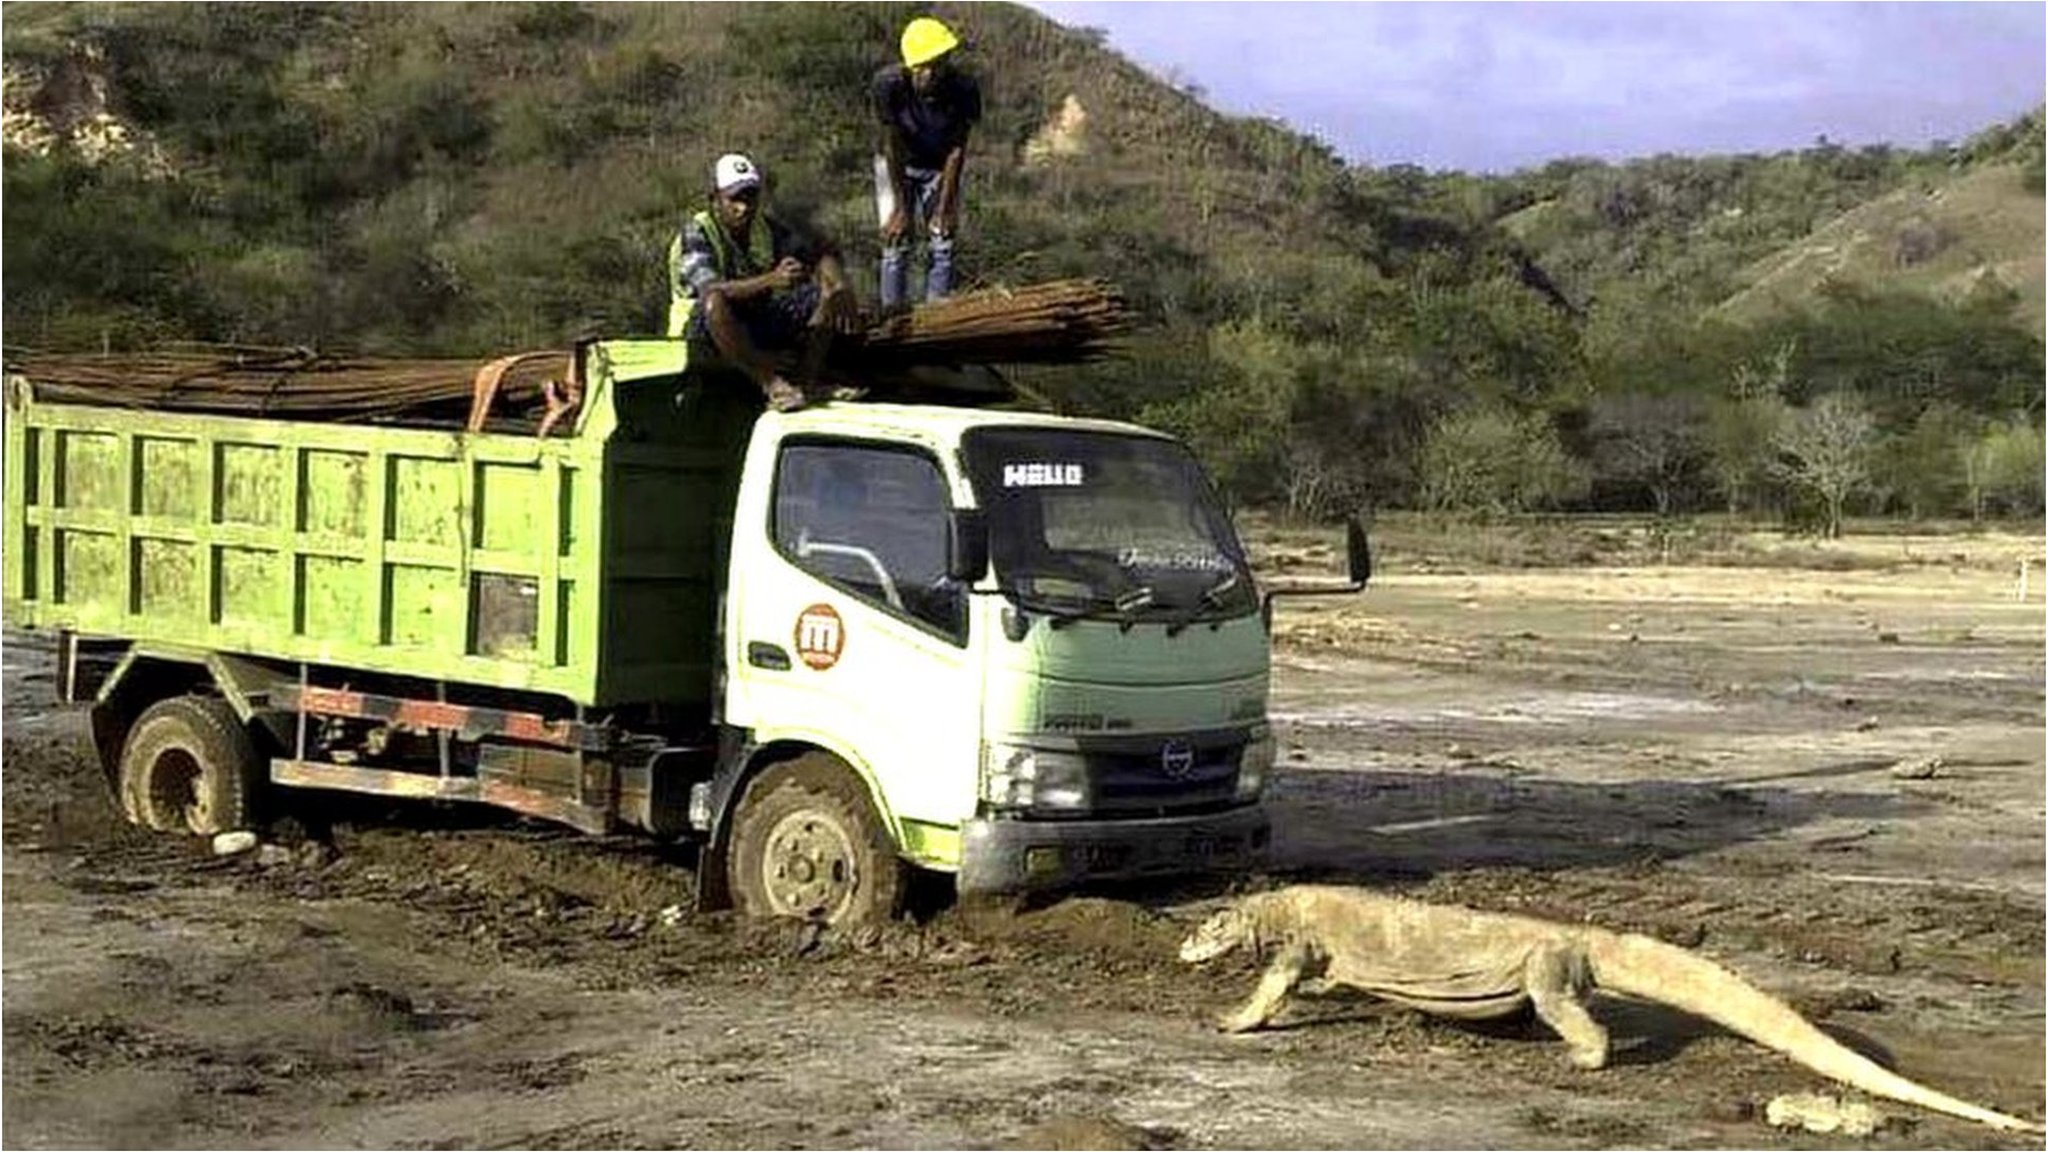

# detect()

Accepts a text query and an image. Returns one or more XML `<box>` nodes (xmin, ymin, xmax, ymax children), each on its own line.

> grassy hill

<box><xmin>3</xmin><ymin>2</ymin><xmax>2039</xmax><ymax>520</ymax></box>
<box><xmin>7</xmin><ymin>2</ymin><xmax>2033</xmax><ymax>353</ymax></box>
<box><xmin>0</xmin><ymin>2</ymin><xmax>1380</xmax><ymax>354</ymax></box>
<box><xmin>1493</xmin><ymin>116</ymin><xmax>2044</xmax><ymax>330</ymax></box>
<box><xmin>1713</xmin><ymin>161</ymin><xmax>2045</xmax><ymax>336</ymax></box>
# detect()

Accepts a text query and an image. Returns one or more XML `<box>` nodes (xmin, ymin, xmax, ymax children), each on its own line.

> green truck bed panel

<box><xmin>3</xmin><ymin>340</ymin><xmax>750</xmax><ymax>708</ymax></box>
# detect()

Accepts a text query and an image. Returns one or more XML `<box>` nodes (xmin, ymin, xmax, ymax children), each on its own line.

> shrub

<box><xmin>1420</xmin><ymin>405</ymin><xmax>1590</xmax><ymax>515</ymax></box>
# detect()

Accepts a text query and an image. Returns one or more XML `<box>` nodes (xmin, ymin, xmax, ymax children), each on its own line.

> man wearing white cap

<box><xmin>668</xmin><ymin>152</ymin><xmax>859</xmax><ymax>412</ymax></box>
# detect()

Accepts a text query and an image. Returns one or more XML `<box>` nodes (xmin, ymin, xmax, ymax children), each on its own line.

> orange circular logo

<box><xmin>794</xmin><ymin>603</ymin><xmax>845</xmax><ymax>670</ymax></box>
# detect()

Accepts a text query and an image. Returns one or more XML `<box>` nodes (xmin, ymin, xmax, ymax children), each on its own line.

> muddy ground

<box><xmin>4</xmin><ymin>523</ymin><xmax>2043</xmax><ymax>1149</ymax></box>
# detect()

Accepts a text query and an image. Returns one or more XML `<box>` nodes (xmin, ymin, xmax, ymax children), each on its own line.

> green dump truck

<box><xmin>3</xmin><ymin>340</ymin><xmax>1367</xmax><ymax>922</ymax></box>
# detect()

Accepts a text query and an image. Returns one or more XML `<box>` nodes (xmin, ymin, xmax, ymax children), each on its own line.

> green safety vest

<box><xmin>668</xmin><ymin>209</ymin><xmax>779</xmax><ymax>338</ymax></box>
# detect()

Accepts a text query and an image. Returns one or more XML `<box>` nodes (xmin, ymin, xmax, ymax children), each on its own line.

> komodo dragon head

<box><xmin>1178</xmin><ymin>905</ymin><xmax>1258</xmax><ymax>963</ymax></box>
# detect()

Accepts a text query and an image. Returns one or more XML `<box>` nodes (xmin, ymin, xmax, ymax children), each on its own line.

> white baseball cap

<box><xmin>714</xmin><ymin>153</ymin><xmax>761</xmax><ymax>194</ymax></box>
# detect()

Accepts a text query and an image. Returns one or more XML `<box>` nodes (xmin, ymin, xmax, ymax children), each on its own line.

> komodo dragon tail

<box><xmin>1585</xmin><ymin>929</ymin><xmax>2044</xmax><ymax>1133</ymax></box>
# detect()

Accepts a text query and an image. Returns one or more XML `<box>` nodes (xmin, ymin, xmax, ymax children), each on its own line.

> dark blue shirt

<box><xmin>873</xmin><ymin>63</ymin><xmax>982</xmax><ymax>171</ymax></box>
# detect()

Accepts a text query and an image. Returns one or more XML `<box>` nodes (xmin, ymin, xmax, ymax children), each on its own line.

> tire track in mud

<box><xmin>0</xmin><ymin>719</ymin><xmax>1228</xmax><ymax>1015</ymax></box>
<box><xmin>16</xmin><ymin>729</ymin><xmax>2005</xmax><ymax>1101</ymax></box>
<box><xmin>11</xmin><ymin>717</ymin><xmax>2041</xmax><ymax>1136</ymax></box>
<box><xmin>7</xmin><ymin>580</ymin><xmax>2045</xmax><ymax>1150</ymax></box>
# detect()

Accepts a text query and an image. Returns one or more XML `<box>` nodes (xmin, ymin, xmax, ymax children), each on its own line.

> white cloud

<box><xmin>1025</xmin><ymin>1</ymin><xmax>2046</xmax><ymax>171</ymax></box>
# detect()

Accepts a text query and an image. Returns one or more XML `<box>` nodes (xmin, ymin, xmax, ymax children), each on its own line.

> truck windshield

<box><xmin>960</xmin><ymin>427</ymin><xmax>1255</xmax><ymax>625</ymax></box>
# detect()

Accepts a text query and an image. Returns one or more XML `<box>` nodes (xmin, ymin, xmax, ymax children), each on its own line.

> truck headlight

<box><xmin>982</xmin><ymin>741</ymin><xmax>1037</xmax><ymax>807</ymax></box>
<box><xmin>1236</xmin><ymin>723</ymin><xmax>1275</xmax><ymax>800</ymax></box>
<box><xmin>981</xmin><ymin>741</ymin><xmax>1089</xmax><ymax>810</ymax></box>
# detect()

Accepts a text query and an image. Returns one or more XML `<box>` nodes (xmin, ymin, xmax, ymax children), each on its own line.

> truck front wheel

<box><xmin>728</xmin><ymin>754</ymin><xmax>904</xmax><ymax>926</ymax></box>
<box><xmin>118</xmin><ymin>696</ymin><xmax>259</xmax><ymax>836</ymax></box>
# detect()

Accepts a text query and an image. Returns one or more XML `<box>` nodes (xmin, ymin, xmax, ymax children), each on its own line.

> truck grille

<box><xmin>1084</xmin><ymin>737</ymin><xmax>1244</xmax><ymax>814</ymax></box>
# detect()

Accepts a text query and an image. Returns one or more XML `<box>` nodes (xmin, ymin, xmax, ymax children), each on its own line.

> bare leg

<box><xmin>797</xmin><ymin>321</ymin><xmax>833</xmax><ymax>391</ymax></box>
<box><xmin>1524</xmin><ymin>947</ymin><xmax>1610</xmax><ymax>1070</ymax></box>
<box><xmin>804</xmin><ymin>291</ymin><xmax>866</xmax><ymax>401</ymax></box>
<box><xmin>1219</xmin><ymin>944</ymin><xmax>1309</xmax><ymax>1033</ymax></box>
<box><xmin>704</xmin><ymin>291</ymin><xmax>804</xmax><ymax>411</ymax></box>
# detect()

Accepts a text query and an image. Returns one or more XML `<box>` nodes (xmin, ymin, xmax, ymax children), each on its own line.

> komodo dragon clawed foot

<box><xmin>1213</xmin><ymin>942</ymin><xmax>1311</xmax><ymax>1033</ymax></box>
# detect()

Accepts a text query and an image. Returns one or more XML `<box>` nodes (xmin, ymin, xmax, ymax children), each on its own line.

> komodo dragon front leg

<box><xmin>1219</xmin><ymin>943</ymin><xmax>1314</xmax><ymax>1033</ymax></box>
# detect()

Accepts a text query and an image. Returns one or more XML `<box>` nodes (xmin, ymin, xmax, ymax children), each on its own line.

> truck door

<box><xmin>725</xmin><ymin>433</ymin><xmax>982</xmax><ymax>863</ymax></box>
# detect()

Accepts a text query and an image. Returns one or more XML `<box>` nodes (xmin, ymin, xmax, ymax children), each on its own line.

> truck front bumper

<box><xmin>957</xmin><ymin>804</ymin><xmax>1269</xmax><ymax>895</ymax></box>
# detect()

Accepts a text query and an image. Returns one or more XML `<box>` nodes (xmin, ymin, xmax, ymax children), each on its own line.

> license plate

<box><xmin>1082</xmin><ymin>844</ymin><xmax>1132</xmax><ymax>870</ymax></box>
<box><xmin>1184</xmin><ymin>834</ymin><xmax>1240</xmax><ymax>858</ymax></box>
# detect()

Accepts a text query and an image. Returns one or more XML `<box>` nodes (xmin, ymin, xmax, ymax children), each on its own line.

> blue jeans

<box><xmin>877</xmin><ymin>162</ymin><xmax>955</xmax><ymax>310</ymax></box>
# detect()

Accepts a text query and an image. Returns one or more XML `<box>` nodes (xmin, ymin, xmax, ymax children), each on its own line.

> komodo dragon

<box><xmin>1178</xmin><ymin>885</ymin><xmax>2043</xmax><ymax>1134</ymax></box>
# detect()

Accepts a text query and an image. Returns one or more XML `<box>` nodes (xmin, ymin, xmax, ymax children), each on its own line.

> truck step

<box><xmin>270</xmin><ymin>758</ymin><xmax>609</xmax><ymax>836</ymax></box>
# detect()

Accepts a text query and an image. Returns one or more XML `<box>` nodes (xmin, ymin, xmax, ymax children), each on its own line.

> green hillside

<box><xmin>0</xmin><ymin>1</ymin><xmax>1386</xmax><ymax>351</ymax></box>
<box><xmin>2</xmin><ymin>2</ymin><xmax>2040</xmax><ymax>525</ymax></box>
<box><xmin>1715</xmin><ymin>161</ymin><xmax>2045</xmax><ymax>336</ymax></box>
<box><xmin>1488</xmin><ymin>123</ymin><xmax>2044</xmax><ymax>321</ymax></box>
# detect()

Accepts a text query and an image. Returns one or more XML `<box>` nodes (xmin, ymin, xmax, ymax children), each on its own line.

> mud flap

<box><xmin>695</xmin><ymin>841</ymin><xmax>734</xmax><ymax>913</ymax></box>
<box><xmin>689</xmin><ymin>728</ymin><xmax>760</xmax><ymax>914</ymax></box>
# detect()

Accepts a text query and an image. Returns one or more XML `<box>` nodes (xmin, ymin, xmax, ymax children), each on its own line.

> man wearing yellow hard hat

<box><xmin>873</xmin><ymin>15</ymin><xmax>981</xmax><ymax>311</ymax></box>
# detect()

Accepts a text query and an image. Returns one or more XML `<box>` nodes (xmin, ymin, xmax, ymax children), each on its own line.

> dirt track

<box><xmin>4</xmin><ymin>528</ymin><xmax>2043</xmax><ymax>1149</ymax></box>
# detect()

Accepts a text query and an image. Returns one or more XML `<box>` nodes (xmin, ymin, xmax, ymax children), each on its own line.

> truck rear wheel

<box><xmin>728</xmin><ymin>754</ymin><xmax>904</xmax><ymax>926</ymax></box>
<box><xmin>118</xmin><ymin>696</ymin><xmax>259</xmax><ymax>836</ymax></box>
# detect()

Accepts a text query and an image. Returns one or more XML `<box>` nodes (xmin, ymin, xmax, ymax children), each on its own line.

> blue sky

<box><xmin>1022</xmin><ymin>2</ymin><xmax>2048</xmax><ymax>173</ymax></box>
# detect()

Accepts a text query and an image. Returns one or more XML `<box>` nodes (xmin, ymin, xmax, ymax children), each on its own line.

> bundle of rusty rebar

<box><xmin>4</xmin><ymin>345</ymin><xmax>569</xmax><ymax>425</ymax></box>
<box><xmin>846</xmin><ymin>278</ymin><xmax>1130</xmax><ymax>368</ymax></box>
<box><xmin>2</xmin><ymin>279</ymin><xmax>1128</xmax><ymax>427</ymax></box>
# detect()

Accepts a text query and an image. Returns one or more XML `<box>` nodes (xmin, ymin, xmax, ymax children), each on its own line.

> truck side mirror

<box><xmin>1259</xmin><ymin>515</ymin><xmax>1371</xmax><ymax>626</ymax></box>
<box><xmin>1345</xmin><ymin>517</ymin><xmax>1372</xmax><ymax>587</ymax></box>
<box><xmin>947</xmin><ymin>509</ymin><xmax>989</xmax><ymax>582</ymax></box>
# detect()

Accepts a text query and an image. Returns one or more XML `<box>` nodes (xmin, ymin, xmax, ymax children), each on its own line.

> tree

<box><xmin>1874</xmin><ymin>402</ymin><xmax>1979</xmax><ymax>519</ymax></box>
<box><xmin>1772</xmin><ymin>391</ymin><xmax>1875</xmax><ymax>538</ymax></box>
<box><xmin>1420</xmin><ymin>405</ymin><xmax>1589</xmax><ymax>515</ymax></box>
<box><xmin>1274</xmin><ymin>354</ymin><xmax>1398</xmax><ymax>519</ymax></box>
<box><xmin>1141</xmin><ymin>319</ymin><xmax>1303</xmax><ymax>508</ymax></box>
<box><xmin>1703</xmin><ymin>343</ymin><xmax>1793</xmax><ymax>516</ymax></box>
<box><xmin>1753</xmin><ymin>286</ymin><xmax>2043</xmax><ymax>427</ymax></box>
<box><xmin>1587</xmin><ymin>391</ymin><xmax>1707</xmax><ymax>516</ymax></box>
<box><xmin>1964</xmin><ymin>418</ymin><xmax>2046</xmax><ymax>518</ymax></box>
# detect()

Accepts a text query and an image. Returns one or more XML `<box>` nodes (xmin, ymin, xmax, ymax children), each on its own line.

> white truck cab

<box><xmin>714</xmin><ymin>403</ymin><xmax>1286</xmax><ymax>916</ymax></box>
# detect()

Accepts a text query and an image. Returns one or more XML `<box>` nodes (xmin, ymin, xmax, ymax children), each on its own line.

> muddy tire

<box><xmin>118</xmin><ymin>696</ymin><xmax>259</xmax><ymax>836</ymax></box>
<box><xmin>728</xmin><ymin>754</ymin><xmax>904</xmax><ymax>926</ymax></box>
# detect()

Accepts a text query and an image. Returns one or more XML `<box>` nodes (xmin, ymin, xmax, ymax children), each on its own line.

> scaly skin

<box><xmin>1179</xmin><ymin>886</ymin><xmax>2044</xmax><ymax>1134</ymax></box>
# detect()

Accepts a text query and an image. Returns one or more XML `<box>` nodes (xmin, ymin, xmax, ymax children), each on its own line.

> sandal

<box><xmin>764</xmin><ymin>376</ymin><xmax>808</xmax><ymax>413</ymax></box>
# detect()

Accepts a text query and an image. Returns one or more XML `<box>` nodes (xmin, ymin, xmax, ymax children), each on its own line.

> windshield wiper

<box><xmin>1009</xmin><ymin>591</ymin><xmax>1114</xmax><ymax>628</ymax></box>
<box><xmin>1164</xmin><ymin>572</ymin><xmax>1241</xmax><ymax>637</ymax></box>
<box><xmin>1111</xmin><ymin>586</ymin><xmax>1155</xmax><ymax>633</ymax></box>
<box><xmin>1011</xmin><ymin>586</ymin><xmax>1156</xmax><ymax>631</ymax></box>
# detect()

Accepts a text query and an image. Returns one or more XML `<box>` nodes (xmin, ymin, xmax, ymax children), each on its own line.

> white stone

<box><xmin>1889</xmin><ymin>755</ymin><xmax>1944</xmax><ymax>780</ymax></box>
<box><xmin>211</xmin><ymin>830</ymin><xmax>258</xmax><ymax>857</ymax></box>
<box><xmin>1765</xmin><ymin>1091</ymin><xmax>1882</xmax><ymax>1137</ymax></box>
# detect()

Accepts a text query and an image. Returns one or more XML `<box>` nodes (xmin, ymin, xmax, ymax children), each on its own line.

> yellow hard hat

<box><xmin>900</xmin><ymin>17</ymin><xmax>959</xmax><ymax>68</ymax></box>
